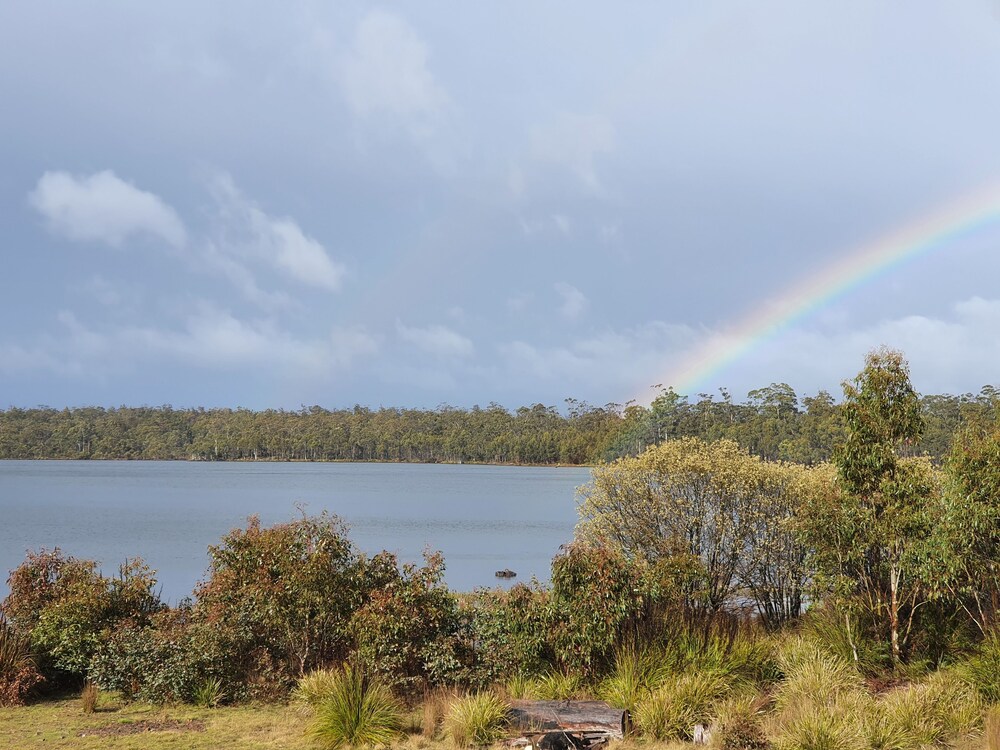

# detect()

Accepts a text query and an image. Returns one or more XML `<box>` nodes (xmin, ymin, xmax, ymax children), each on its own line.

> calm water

<box><xmin>0</xmin><ymin>461</ymin><xmax>592</xmax><ymax>604</ymax></box>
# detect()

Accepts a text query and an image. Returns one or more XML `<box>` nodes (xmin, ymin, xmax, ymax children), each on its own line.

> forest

<box><xmin>1</xmin><ymin>379</ymin><xmax>997</xmax><ymax>465</ymax></box>
<box><xmin>4</xmin><ymin>348</ymin><xmax>1000</xmax><ymax>750</ymax></box>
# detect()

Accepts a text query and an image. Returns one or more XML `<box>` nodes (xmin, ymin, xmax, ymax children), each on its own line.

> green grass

<box><xmin>0</xmin><ymin>697</ymin><xmax>311</xmax><ymax>750</ymax></box>
<box><xmin>442</xmin><ymin>692</ymin><xmax>510</xmax><ymax>748</ymax></box>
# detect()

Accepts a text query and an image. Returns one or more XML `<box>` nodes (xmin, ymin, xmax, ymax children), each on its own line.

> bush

<box><xmin>0</xmin><ymin>618</ymin><xmax>43</xmax><ymax>706</ymax></box>
<box><xmin>443</xmin><ymin>692</ymin><xmax>510</xmax><ymax>748</ymax></box>
<box><xmin>461</xmin><ymin>584</ymin><xmax>550</xmax><ymax>689</ymax></box>
<box><xmin>2</xmin><ymin>550</ymin><xmax>161</xmax><ymax>682</ymax></box>
<box><xmin>547</xmin><ymin>543</ymin><xmax>668</xmax><ymax>675</ymax></box>
<box><xmin>349</xmin><ymin>550</ymin><xmax>462</xmax><ymax>692</ymax></box>
<box><xmin>307</xmin><ymin>665</ymin><xmax>402</xmax><ymax>750</ymax></box>
<box><xmin>89</xmin><ymin>608</ymin><xmax>241</xmax><ymax>704</ymax></box>
<box><xmin>195</xmin><ymin>513</ymin><xmax>364</xmax><ymax>686</ymax></box>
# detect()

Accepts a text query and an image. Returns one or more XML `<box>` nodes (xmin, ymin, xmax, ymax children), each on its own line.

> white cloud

<box><xmin>554</xmin><ymin>282</ymin><xmax>588</xmax><ymax>319</ymax></box>
<box><xmin>396</xmin><ymin>321</ymin><xmax>474</xmax><ymax>358</ymax></box>
<box><xmin>30</xmin><ymin>170</ymin><xmax>186</xmax><ymax>248</ymax></box>
<box><xmin>530</xmin><ymin>112</ymin><xmax>615</xmax><ymax>191</ymax></box>
<box><xmin>340</xmin><ymin>10</ymin><xmax>449</xmax><ymax>131</ymax></box>
<box><xmin>209</xmin><ymin>174</ymin><xmax>346</xmax><ymax>292</ymax></box>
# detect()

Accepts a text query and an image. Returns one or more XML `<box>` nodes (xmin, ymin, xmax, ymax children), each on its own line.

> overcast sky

<box><xmin>4</xmin><ymin>1</ymin><xmax>1000</xmax><ymax>410</ymax></box>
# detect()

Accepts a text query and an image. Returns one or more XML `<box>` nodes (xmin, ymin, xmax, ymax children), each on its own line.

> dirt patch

<box><xmin>78</xmin><ymin>718</ymin><xmax>207</xmax><ymax>737</ymax></box>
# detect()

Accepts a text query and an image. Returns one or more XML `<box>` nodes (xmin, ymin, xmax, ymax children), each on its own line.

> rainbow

<box><xmin>645</xmin><ymin>182</ymin><xmax>1000</xmax><ymax>402</ymax></box>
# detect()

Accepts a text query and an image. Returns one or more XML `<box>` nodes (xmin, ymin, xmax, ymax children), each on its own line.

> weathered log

<box><xmin>508</xmin><ymin>700</ymin><xmax>628</xmax><ymax>740</ymax></box>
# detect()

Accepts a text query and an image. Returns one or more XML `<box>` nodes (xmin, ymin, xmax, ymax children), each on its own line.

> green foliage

<box><xmin>0</xmin><ymin>617</ymin><xmax>43</xmax><ymax>706</ymax></box>
<box><xmin>306</xmin><ymin>665</ymin><xmax>403</xmax><ymax>750</ymax></box>
<box><xmin>348</xmin><ymin>550</ymin><xmax>462</xmax><ymax>692</ymax></box>
<box><xmin>194</xmin><ymin>513</ymin><xmax>363</xmax><ymax>686</ymax></box>
<box><xmin>579</xmin><ymin>438</ymin><xmax>824</xmax><ymax>623</ymax></box>
<box><xmin>546</xmin><ymin>543</ymin><xmax>669</xmax><ymax>674</ymax></box>
<box><xmin>633</xmin><ymin>672</ymin><xmax>730</xmax><ymax>741</ymax></box>
<box><xmin>1</xmin><ymin>550</ymin><xmax>161</xmax><ymax>682</ymax></box>
<box><xmin>442</xmin><ymin>692</ymin><xmax>510</xmax><ymax>748</ymax></box>
<box><xmin>88</xmin><ymin>612</ymin><xmax>232</xmax><ymax>704</ymax></box>
<box><xmin>460</xmin><ymin>584</ymin><xmax>549</xmax><ymax>689</ymax></box>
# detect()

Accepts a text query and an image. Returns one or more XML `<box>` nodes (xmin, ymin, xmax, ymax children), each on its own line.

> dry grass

<box><xmin>80</xmin><ymin>683</ymin><xmax>98</xmax><ymax>714</ymax></box>
<box><xmin>422</xmin><ymin>687</ymin><xmax>456</xmax><ymax>739</ymax></box>
<box><xmin>985</xmin><ymin>706</ymin><xmax>1000</xmax><ymax>750</ymax></box>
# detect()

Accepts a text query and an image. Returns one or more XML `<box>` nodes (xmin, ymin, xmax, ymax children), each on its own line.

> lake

<box><xmin>0</xmin><ymin>461</ymin><xmax>593</xmax><ymax>604</ymax></box>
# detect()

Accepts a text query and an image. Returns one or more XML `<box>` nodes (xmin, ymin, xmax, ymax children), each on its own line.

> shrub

<box><xmin>2</xmin><ymin>550</ymin><xmax>161</xmax><ymax>682</ymax></box>
<box><xmin>195</xmin><ymin>513</ymin><xmax>364</xmax><ymax>685</ymax></box>
<box><xmin>546</xmin><ymin>543</ymin><xmax>669</xmax><ymax>675</ymax></box>
<box><xmin>634</xmin><ymin>672</ymin><xmax>729</xmax><ymax>741</ymax></box>
<box><xmin>307</xmin><ymin>665</ymin><xmax>402</xmax><ymax>750</ymax></box>
<box><xmin>461</xmin><ymin>584</ymin><xmax>550</xmax><ymax>688</ymax></box>
<box><xmin>443</xmin><ymin>692</ymin><xmax>510</xmax><ymax>748</ymax></box>
<box><xmin>349</xmin><ymin>550</ymin><xmax>462</xmax><ymax>692</ymax></box>
<box><xmin>0</xmin><ymin>618</ymin><xmax>43</xmax><ymax>706</ymax></box>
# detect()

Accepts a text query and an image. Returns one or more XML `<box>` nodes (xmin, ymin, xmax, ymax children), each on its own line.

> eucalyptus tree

<box><xmin>804</xmin><ymin>347</ymin><xmax>935</xmax><ymax>665</ymax></box>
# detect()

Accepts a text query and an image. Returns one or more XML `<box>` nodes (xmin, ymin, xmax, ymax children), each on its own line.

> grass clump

<box><xmin>292</xmin><ymin>667</ymin><xmax>342</xmax><ymax>712</ymax></box>
<box><xmin>306</xmin><ymin>664</ymin><xmax>402</xmax><ymax>750</ymax></box>
<box><xmin>443</xmin><ymin>692</ymin><xmax>510</xmax><ymax>748</ymax></box>
<box><xmin>528</xmin><ymin>670</ymin><xmax>586</xmax><ymax>700</ymax></box>
<box><xmin>423</xmin><ymin>686</ymin><xmax>457</xmax><ymax>739</ymax></box>
<box><xmin>711</xmin><ymin>695</ymin><xmax>771</xmax><ymax>750</ymax></box>
<box><xmin>864</xmin><ymin>670</ymin><xmax>980</xmax><ymax>750</ymax></box>
<box><xmin>192</xmin><ymin>676</ymin><xmax>224</xmax><ymax>708</ymax></box>
<box><xmin>634</xmin><ymin>672</ymin><xmax>729</xmax><ymax>741</ymax></box>
<box><xmin>599</xmin><ymin>644</ymin><xmax>672</xmax><ymax>712</ymax></box>
<box><xmin>80</xmin><ymin>681</ymin><xmax>99</xmax><ymax>714</ymax></box>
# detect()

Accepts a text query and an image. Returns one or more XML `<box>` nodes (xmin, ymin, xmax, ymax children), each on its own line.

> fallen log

<box><xmin>508</xmin><ymin>700</ymin><xmax>629</xmax><ymax>747</ymax></box>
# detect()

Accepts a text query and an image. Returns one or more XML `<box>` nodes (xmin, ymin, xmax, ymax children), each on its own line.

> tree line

<box><xmin>1</xmin><ymin>383</ymin><xmax>997</xmax><ymax>464</ymax></box>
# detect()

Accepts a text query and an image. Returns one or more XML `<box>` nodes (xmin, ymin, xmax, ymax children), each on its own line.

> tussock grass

<box><xmin>307</xmin><ymin>665</ymin><xmax>403</xmax><ymax>749</ymax></box>
<box><xmin>422</xmin><ymin>687</ymin><xmax>456</xmax><ymax>739</ymax></box>
<box><xmin>711</xmin><ymin>694</ymin><xmax>771</xmax><ymax>750</ymax></box>
<box><xmin>502</xmin><ymin>673</ymin><xmax>534</xmax><ymax>700</ymax></box>
<box><xmin>985</xmin><ymin>706</ymin><xmax>1000</xmax><ymax>750</ymax></box>
<box><xmin>291</xmin><ymin>667</ymin><xmax>341</xmax><ymax>713</ymax></box>
<box><xmin>442</xmin><ymin>692</ymin><xmax>510</xmax><ymax>748</ymax></box>
<box><xmin>864</xmin><ymin>670</ymin><xmax>980</xmax><ymax>750</ymax></box>
<box><xmin>599</xmin><ymin>644</ymin><xmax>672</xmax><ymax>712</ymax></box>
<box><xmin>528</xmin><ymin>670</ymin><xmax>586</xmax><ymax>700</ymax></box>
<box><xmin>633</xmin><ymin>672</ymin><xmax>730</xmax><ymax>741</ymax></box>
<box><xmin>80</xmin><ymin>682</ymin><xmax>99</xmax><ymax>714</ymax></box>
<box><xmin>192</xmin><ymin>677</ymin><xmax>224</xmax><ymax>708</ymax></box>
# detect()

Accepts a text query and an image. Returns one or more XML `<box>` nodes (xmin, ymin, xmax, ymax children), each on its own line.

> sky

<box><xmin>4</xmin><ymin>1</ymin><xmax>1000</xmax><ymax>411</ymax></box>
